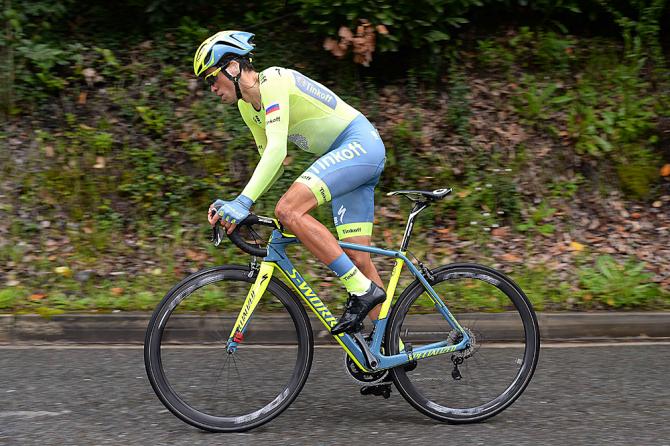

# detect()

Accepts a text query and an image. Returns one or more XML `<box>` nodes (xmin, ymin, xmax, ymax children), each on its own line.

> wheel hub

<box><xmin>448</xmin><ymin>327</ymin><xmax>477</xmax><ymax>359</ymax></box>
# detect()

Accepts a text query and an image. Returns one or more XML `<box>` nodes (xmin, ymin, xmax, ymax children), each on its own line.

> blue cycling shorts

<box><xmin>294</xmin><ymin>114</ymin><xmax>386</xmax><ymax>239</ymax></box>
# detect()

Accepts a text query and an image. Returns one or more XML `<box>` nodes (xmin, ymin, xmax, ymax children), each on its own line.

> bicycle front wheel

<box><xmin>144</xmin><ymin>265</ymin><xmax>313</xmax><ymax>432</ymax></box>
<box><xmin>386</xmin><ymin>263</ymin><xmax>540</xmax><ymax>423</ymax></box>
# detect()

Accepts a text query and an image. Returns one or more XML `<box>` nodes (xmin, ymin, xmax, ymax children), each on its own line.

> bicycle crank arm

<box><xmin>352</xmin><ymin>332</ymin><xmax>379</xmax><ymax>369</ymax></box>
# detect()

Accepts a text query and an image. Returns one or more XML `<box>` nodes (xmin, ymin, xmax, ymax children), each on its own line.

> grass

<box><xmin>1</xmin><ymin>250</ymin><xmax>667</xmax><ymax>315</ymax></box>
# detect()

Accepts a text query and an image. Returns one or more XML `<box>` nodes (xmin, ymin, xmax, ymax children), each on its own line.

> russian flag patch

<box><xmin>265</xmin><ymin>103</ymin><xmax>280</xmax><ymax>115</ymax></box>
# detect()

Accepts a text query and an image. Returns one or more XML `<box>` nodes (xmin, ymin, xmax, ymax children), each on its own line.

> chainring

<box><xmin>343</xmin><ymin>352</ymin><xmax>388</xmax><ymax>385</ymax></box>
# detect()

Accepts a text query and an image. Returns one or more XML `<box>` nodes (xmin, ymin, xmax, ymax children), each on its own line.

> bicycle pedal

<box><xmin>360</xmin><ymin>383</ymin><xmax>392</xmax><ymax>399</ymax></box>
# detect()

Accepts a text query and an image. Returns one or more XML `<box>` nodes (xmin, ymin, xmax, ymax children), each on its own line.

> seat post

<box><xmin>399</xmin><ymin>201</ymin><xmax>429</xmax><ymax>252</ymax></box>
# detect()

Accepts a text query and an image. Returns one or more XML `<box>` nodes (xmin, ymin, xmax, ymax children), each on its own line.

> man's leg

<box><xmin>341</xmin><ymin>235</ymin><xmax>384</xmax><ymax>321</ymax></box>
<box><xmin>274</xmin><ymin>182</ymin><xmax>348</xmax><ymax>265</ymax></box>
<box><xmin>275</xmin><ymin>183</ymin><xmax>384</xmax><ymax>334</ymax></box>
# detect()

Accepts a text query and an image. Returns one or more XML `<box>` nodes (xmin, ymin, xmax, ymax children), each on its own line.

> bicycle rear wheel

<box><xmin>144</xmin><ymin>265</ymin><xmax>313</xmax><ymax>432</ymax></box>
<box><xmin>385</xmin><ymin>263</ymin><xmax>540</xmax><ymax>423</ymax></box>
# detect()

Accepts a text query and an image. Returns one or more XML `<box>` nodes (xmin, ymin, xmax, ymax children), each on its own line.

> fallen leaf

<box><xmin>54</xmin><ymin>266</ymin><xmax>73</xmax><ymax>278</ymax></box>
<box><xmin>569</xmin><ymin>242</ymin><xmax>585</xmax><ymax>252</ymax></box>
<box><xmin>323</xmin><ymin>37</ymin><xmax>338</xmax><ymax>51</ymax></box>
<box><xmin>491</xmin><ymin>227</ymin><xmax>510</xmax><ymax>238</ymax></box>
<box><xmin>78</xmin><ymin>91</ymin><xmax>87</xmax><ymax>105</ymax></box>
<box><xmin>45</xmin><ymin>145</ymin><xmax>55</xmax><ymax>157</ymax></box>
<box><xmin>383</xmin><ymin>229</ymin><xmax>393</xmax><ymax>246</ymax></box>
<box><xmin>29</xmin><ymin>293</ymin><xmax>47</xmax><ymax>301</ymax></box>
<box><xmin>93</xmin><ymin>156</ymin><xmax>106</xmax><ymax>169</ymax></box>
<box><xmin>338</xmin><ymin>26</ymin><xmax>353</xmax><ymax>43</ymax></box>
<box><xmin>652</xmin><ymin>201</ymin><xmax>662</xmax><ymax>208</ymax></box>
<box><xmin>185</xmin><ymin>249</ymin><xmax>207</xmax><ymax>262</ymax></box>
<box><xmin>501</xmin><ymin>253</ymin><xmax>522</xmax><ymax>263</ymax></box>
<box><xmin>661</xmin><ymin>164</ymin><xmax>670</xmax><ymax>177</ymax></box>
<box><xmin>111</xmin><ymin>287</ymin><xmax>124</xmax><ymax>296</ymax></box>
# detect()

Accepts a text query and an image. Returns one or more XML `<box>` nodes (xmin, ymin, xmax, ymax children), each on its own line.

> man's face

<box><xmin>204</xmin><ymin>66</ymin><xmax>236</xmax><ymax>104</ymax></box>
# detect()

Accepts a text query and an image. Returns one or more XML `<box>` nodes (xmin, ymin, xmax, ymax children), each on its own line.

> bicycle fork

<box><xmin>225</xmin><ymin>262</ymin><xmax>276</xmax><ymax>353</ymax></box>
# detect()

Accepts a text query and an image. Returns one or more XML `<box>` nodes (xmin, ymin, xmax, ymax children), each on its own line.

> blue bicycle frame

<box><xmin>225</xmin><ymin>204</ymin><xmax>470</xmax><ymax>372</ymax></box>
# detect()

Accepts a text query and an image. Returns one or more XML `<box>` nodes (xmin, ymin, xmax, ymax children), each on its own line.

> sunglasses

<box><xmin>203</xmin><ymin>66</ymin><xmax>223</xmax><ymax>87</ymax></box>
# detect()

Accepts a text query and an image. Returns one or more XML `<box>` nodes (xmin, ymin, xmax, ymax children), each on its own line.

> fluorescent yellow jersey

<box><xmin>238</xmin><ymin>66</ymin><xmax>361</xmax><ymax>201</ymax></box>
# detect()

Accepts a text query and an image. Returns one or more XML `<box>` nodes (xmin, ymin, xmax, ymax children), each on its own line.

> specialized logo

<box><xmin>309</xmin><ymin>142</ymin><xmax>367</xmax><ymax>175</ymax></box>
<box><xmin>409</xmin><ymin>345</ymin><xmax>458</xmax><ymax>361</ymax></box>
<box><xmin>292</xmin><ymin>71</ymin><xmax>337</xmax><ymax>109</ymax></box>
<box><xmin>265</xmin><ymin>103</ymin><xmax>280</xmax><ymax>114</ymax></box>
<box><xmin>337</xmin><ymin>205</ymin><xmax>346</xmax><ymax>224</ymax></box>
<box><xmin>234</xmin><ymin>273</ymin><xmax>269</xmax><ymax>334</ymax></box>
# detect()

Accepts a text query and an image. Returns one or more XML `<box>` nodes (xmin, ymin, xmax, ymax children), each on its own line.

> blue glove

<box><xmin>216</xmin><ymin>195</ymin><xmax>254</xmax><ymax>225</ymax></box>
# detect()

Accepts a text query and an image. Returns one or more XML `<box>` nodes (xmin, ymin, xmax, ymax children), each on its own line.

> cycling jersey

<box><xmin>238</xmin><ymin>66</ymin><xmax>385</xmax><ymax>238</ymax></box>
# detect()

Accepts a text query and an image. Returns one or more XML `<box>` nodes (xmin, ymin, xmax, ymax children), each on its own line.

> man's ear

<box><xmin>225</xmin><ymin>60</ymin><xmax>241</xmax><ymax>78</ymax></box>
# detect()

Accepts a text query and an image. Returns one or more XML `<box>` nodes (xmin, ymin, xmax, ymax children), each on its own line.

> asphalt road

<box><xmin>1</xmin><ymin>343</ymin><xmax>669</xmax><ymax>446</ymax></box>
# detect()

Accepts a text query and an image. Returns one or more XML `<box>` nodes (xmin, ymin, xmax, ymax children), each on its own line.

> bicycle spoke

<box><xmin>146</xmin><ymin>266</ymin><xmax>312</xmax><ymax>431</ymax></box>
<box><xmin>388</xmin><ymin>264</ymin><xmax>539</xmax><ymax>422</ymax></box>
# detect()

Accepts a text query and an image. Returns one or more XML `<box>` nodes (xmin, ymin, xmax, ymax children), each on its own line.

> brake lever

<box><xmin>209</xmin><ymin>208</ymin><xmax>225</xmax><ymax>246</ymax></box>
<box><xmin>211</xmin><ymin>225</ymin><xmax>224</xmax><ymax>246</ymax></box>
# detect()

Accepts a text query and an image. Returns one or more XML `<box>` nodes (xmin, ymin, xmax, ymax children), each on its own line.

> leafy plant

<box><xmin>578</xmin><ymin>255</ymin><xmax>663</xmax><ymax>308</ymax></box>
<box><xmin>446</xmin><ymin>70</ymin><xmax>471</xmax><ymax>139</ymax></box>
<box><xmin>516</xmin><ymin>201</ymin><xmax>556</xmax><ymax>235</ymax></box>
<box><xmin>0</xmin><ymin>288</ymin><xmax>19</xmax><ymax>310</ymax></box>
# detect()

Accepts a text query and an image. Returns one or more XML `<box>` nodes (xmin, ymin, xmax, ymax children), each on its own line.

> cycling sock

<box><xmin>328</xmin><ymin>253</ymin><xmax>372</xmax><ymax>296</ymax></box>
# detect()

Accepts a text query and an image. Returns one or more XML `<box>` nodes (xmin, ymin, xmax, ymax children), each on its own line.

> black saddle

<box><xmin>387</xmin><ymin>188</ymin><xmax>452</xmax><ymax>203</ymax></box>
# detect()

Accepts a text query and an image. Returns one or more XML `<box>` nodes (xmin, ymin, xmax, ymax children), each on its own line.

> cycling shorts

<box><xmin>295</xmin><ymin>114</ymin><xmax>386</xmax><ymax>239</ymax></box>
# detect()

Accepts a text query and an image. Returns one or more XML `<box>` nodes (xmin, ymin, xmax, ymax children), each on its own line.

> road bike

<box><xmin>144</xmin><ymin>188</ymin><xmax>540</xmax><ymax>432</ymax></box>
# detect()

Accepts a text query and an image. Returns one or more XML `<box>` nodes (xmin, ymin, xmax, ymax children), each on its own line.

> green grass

<box><xmin>2</xmin><ymin>252</ymin><xmax>667</xmax><ymax>314</ymax></box>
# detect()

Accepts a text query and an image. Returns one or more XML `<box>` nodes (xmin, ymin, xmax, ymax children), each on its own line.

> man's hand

<box><xmin>208</xmin><ymin>195</ymin><xmax>254</xmax><ymax>235</ymax></box>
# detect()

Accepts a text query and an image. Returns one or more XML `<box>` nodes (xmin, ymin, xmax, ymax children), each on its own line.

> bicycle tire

<box><xmin>385</xmin><ymin>263</ymin><xmax>540</xmax><ymax>423</ymax></box>
<box><xmin>144</xmin><ymin>265</ymin><xmax>313</xmax><ymax>432</ymax></box>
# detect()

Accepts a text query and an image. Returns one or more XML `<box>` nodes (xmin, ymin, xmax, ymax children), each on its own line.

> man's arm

<box><xmin>240</xmin><ymin>71</ymin><xmax>290</xmax><ymax>202</ymax></box>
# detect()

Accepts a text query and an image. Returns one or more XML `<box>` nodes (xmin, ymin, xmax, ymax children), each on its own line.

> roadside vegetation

<box><xmin>1</xmin><ymin>1</ymin><xmax>669</xmax><ymax>314</ymax></box>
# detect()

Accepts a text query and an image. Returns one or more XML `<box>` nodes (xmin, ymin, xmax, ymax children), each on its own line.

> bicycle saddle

<box><xmin>387</xmin><ymin>188</ymin><xmax>452</xmax><ymax>202</ymax></box>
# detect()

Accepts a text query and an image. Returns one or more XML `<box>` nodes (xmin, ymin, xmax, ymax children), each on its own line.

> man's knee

<box><xmin>274</xmin><ymin>199</ymin><xmax>300</xmax><ymax>228</ymax></box>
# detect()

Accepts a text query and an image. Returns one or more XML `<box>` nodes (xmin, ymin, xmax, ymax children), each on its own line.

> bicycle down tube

<box><xmin>226</xmin><ymin>229</ymin><xmax>470</xmax><ymax>371</ymax></box>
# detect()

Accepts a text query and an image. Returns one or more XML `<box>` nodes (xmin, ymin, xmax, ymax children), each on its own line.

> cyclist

<box><xmin>195</xmin><ymin>31</ymin><xmax>386</xmax><ymax>335</ymax></box>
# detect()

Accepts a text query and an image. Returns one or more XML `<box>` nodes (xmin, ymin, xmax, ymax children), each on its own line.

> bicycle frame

<box><xmin>226</xmin><ymin>205</ymin><xmax>470</xmax><ymax>372</ymax></box>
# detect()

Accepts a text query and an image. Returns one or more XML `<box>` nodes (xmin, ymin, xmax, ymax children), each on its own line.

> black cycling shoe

<box><xmin>331</xmin><ymin>283</ymin><xmax>386</xmax><ymax>336</ymax></box>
